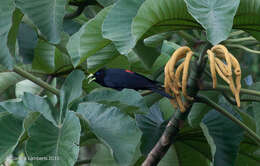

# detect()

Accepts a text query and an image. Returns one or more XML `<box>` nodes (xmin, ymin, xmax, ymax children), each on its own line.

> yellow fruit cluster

<box><xmin>164</xmin><ymin>47</ymin><xmax>194</xmax><ymax>112</ymax></box>
<box><xmin>164</xmin><ymin>44</ymin><xmax>241</xmax><ymax>112</ymax></box>
<box><xmin>207</xmin><ymin>44</ymin><xmax>241</xmax><ymax>107</ymax></box>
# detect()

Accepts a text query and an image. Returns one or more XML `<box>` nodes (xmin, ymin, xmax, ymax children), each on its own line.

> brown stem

<box><xmin>142</xmin><ymin>111</ymin><xmax>189</xmax><ymax>166</ymax></box>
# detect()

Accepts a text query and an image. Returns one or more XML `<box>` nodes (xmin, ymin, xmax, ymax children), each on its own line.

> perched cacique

<box><xmin>88</xmin><ymin>68</ymin><xmax>173</xmax><ymax>99</ymax></box>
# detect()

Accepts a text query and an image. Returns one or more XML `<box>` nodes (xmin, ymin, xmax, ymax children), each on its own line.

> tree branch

<box><xmin>142</xmin><ymin>110</ymin><xmax>189</xmax><ymax>166</ymax></box>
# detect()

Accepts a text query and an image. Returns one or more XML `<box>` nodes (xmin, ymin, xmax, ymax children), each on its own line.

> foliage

<box><xmin>0</xmin><ymin>0</ymin><xmax>260</xmax><ymax>166</ymax></box>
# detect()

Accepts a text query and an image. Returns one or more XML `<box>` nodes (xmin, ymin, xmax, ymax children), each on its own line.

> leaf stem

<box><xmin>201</xmin><ymin>81</ymin><xmax>260</xmax><ymax>97</ymax></box>
<box><xmin>196</xmin><ymin>94</ymin><xmax>260</xmax><ymax>145</ymax></box>
<box><xmin>226</xmin><ymin>44</ymin><xmax>260</xmax><ymax>54</ymax></box>
<box><xmin>225</xmin><ymin>37</ymin><xmax>255</xmax><ymax>43</ymax></box>
<box><xmin>229</xmin><ymin>30</ymin><xmax>245</xmax><ymax>37</ymax></box>
<box><xmin>13</xmin><ymin>66</ymin><xmax>60</xmax><ymax>96</ymax></box>
<box><xmin>177</xmin><ymin>30</ymin><xmax>198</xmax><ymax>43</ymax></box>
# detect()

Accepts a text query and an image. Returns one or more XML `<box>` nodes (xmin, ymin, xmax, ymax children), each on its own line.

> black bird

<box><xmin>89</xmin><ymin>68</ymin><xmax>172</xmax><ymax>99</ymax></box>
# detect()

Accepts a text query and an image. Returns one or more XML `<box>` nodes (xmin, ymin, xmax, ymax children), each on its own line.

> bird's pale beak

<box><xmin>87</xmin><ymin>73</ymin><xmax>96</xmax><ymax>84</ymax></box>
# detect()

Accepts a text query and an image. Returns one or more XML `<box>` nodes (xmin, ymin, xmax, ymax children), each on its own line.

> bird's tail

<box><xmin>149</xmin><ymin>87</ymin><xmax>173</xmax><ymax>99</ymax></box>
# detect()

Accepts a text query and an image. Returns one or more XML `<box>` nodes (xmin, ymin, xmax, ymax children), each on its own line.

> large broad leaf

<box><xmin>67</xmin><ymin>7</ymin><xmax>111</xmax><ymax>67</ymax></box>
<box><xmin>32</xmin><ymin>39</ymin><xmax>56</xmax><ymax>73</ymax></box>
<box><xmin>77</xmin><ymin>102</ymin><xmax>142</xmax><ymax>166</ymax></box>
<box><xmin>0</xmin><ymin>0</ymin><xmax>15</xmax><ymax>69</ymax></box>
<box><xmin>15</xmin><ymin>0</ymin><xmax>66</xmax><ymax>44</ymax></box>
<box><xmin>91</xmin><ymin>144</ymin><xmax>119</xmax><ymax>166</ymax></box>
<box><xmin>86</xmin><ymin>43</ymin><xmax>120</xmax><ymax>73</ymax></box>
<box><xmin>97</xmin><ymin>0</ymin><xmax>117</xmax><ymax>7</ymax></box>
<box><xmin>0</xmin><ymin>112</ymin><xmax>24</xmax><ymax>163</ymax></box>
<box><xmin>59</xmin><ymin>70</ymin><xmax>84</xmax><ymax>122</ymax></box>
<box><xmin>102</xmin><ymin>0</ymin><xmax>145</xmax><ymax>54</ymax></box>
<box><xmin>25</xmin><ymin>111</ymin><xmax>81</xmax><ymax>166</ymax></box>
<box><xmin>133</xmin><ymin>40</ymin><xmax>159</xmax><ymax>68</ymax></box>
<box><xmin>17</xmin><ymin>23</ymin><xmax>38</xmax><ymax>64</ymax></box>
<box><xmin>235</xmin><ymin>136</ymin><xmax>260</xmax><ymax>165</ymax></box>
<box><xmin>184</xmin><ymin>0</ymin><xmax>240</xmax><ymax>45</ymax></box>
<box><xmin>7</xmin><ymin>9</ymin><xmax>23</xmax><ymax>57</ymax></box>
<box><xmin>132</xmin><ymin>0</ymin><xmax>200</xmax><ymax>43</ymax></box>
<box><xmin>15</xmin><ymin>79</ymin><xmax>42</xmax><ymax>98</ymax></box>
<box><xmin>234</xmin><ymin>0</ymin><xmax>260</xmax><ymax>41</ymax></box>
<box><xmin>22</xmin><ymin>93</ymin><xmax>57</xmax><ymax>126</ymax></box>
<box><xmin>132</xmin><ymin>0</ymin><xmax>260</xmax><ymax>46</ymax></box>
<box><xmin>253</xmin><ymin>102</ymin><xmax>260</xmax><ymax>136</ymax></box>
<box><xmin>85</xmin><ymin>88</ymin><xmax>149</xmax><ymax>114</ymax></box>
<box><xmin>188</xmin><ymin>91</ymin><xmax>220</xmax><ymax>128</ymax></box>
<box><xmin>201</xmin><ymin>102</ymin><xmax>244</xmax><ymax>166</ymax></box>
<box><xmin>0</xmin><ymin>100</ymin><xmax>28</xmax><ymax>118</ymax></box>
<box><xmin>136</xmin><ymin>103</ymin><xmax>165</xmax><ymax>155</ymax></box>
<box><xmin>0</xmin><ymin>72</ymin><xmax>23</xmax><ymax>93</ymax></box>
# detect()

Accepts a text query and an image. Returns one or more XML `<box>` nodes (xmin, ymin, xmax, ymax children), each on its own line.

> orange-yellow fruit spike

<box><xmin>168</xmin><ymin>46</ymin><xmax>191</xmax><ymax>81</ymax></box>
<box><xmin>175</xmin><ymin>62</ymin><xmax>185</xmax><ymax>89</ymax></box>
<box><xmin>215</xmin><ymin>62</ymin><xmax>230</xmax><ymax>84</ymax></box>
<box><xmin>211</xmin><ymin>45</ymin><xmax>232</xmax><ymax>76</ymax></box>
<box><xmin>215</xmin><ymin>57</ymin><xmax>229</xmax><ymax>76</ymax></box>
<box><xmin>207</xmin><ymin>50</ymin><xmax>217</xmax><ymax>88</ymax></box>
<box><xmin>182</xmin><ymin>51</ymin><xmax>193</xmax><ymax>100</ymax></box>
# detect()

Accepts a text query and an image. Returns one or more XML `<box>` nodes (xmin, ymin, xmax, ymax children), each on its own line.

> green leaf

<box><xmin>22</xmin><ymin>93</ymin><xmax>57</xmax><ymax>126</ymax></box>
<box><xmin>15</xmin><ymin>0</ymin><xmax>66</xmax><ymax>44</ymax></box>
<box><xmin>17</xmin><ymin>23</ymin><xmax>38</xmax><ymax>64</ymax></box>
<box><xmin>184</xmin><ymin>0</ymin><xmax>240</xmax><ymax>45</ymax></box>
<box><xmin>0</xmin><ymin>100</ymin><xmax>28</xmax><ymax>118</ymax></box>
<box><xmin>97</xmin><ymin>0</ymin><xmax>117</xmax><ymax>7</ymax></box>
<box><xmin>133</xmin><ymin>40</ymin><xmax>159</xmax><ymax>68</ymax></box>
<box><xmin>85</xmin><ymin>88</ymin><xmax>149</xmax><ymax>114</ymax></box>
<box><xmin>158</xmin><ymin>98</ymin><xmax>175</xmax><ymax>120</ymax></box>
<box><xmin>252</xmin><ymin>102</ymin><xmax>260</xmax><ymax>136</ymax></box>
<box><xmin>201</xmin><ymin>104</ymin><xmax>244</xmax><ymax>165</ymax></box>
<box><xmin>132</xmin><ymin>0</ymin><xmax>199</xmax><ymax>43</ymax></box>
<box><xmin>136</xmin><ymin>103</ymin><xmax>165</xmax><ymax>155</ymax></box>
<box><xmin>0</xmin><ymin>72</ymin><xmax>23</xmax><ymax>93</ymax></box>
<box><xmin>60</xmin><ymin>70</ymin><xmax>84</xmax><ymax>122</ymax></box>
<box><xmin>102</xmin><ymin>0</ymin><xmax>145</xmax><ymax>54</ymax></box>
<box><xmin>161</xmin><ymin>40</ymin><xmax>181</xmax><ymax>57</ymax></box>
<box><xmin>234</xmin><ymin>0</ymin><xmax>260</xmax><ymax>41</ymax></box>
<box><xmin>91</xmin><ymin>144</ymin><xmax>119</xmax><ymax>166</ymax></box>
<box><xmin>25</xmin><ymin>111</ymin><xmax>81</xmax><ymax>166</ymax></box>
<box><xmin>235</xmin><ymin>136</ymin><xmax>260</xmax><ymax>165</ymax></box>
<box><xmin>32</xmin><ymin>39</ymin><xmax>56</xmax><ymax>73</ymax></box>
<box><xmin>7</xmin><ymin>9</ymin><xmax>23</xmax><ymax>57</ymax></box>
<box><xmin>132</xmin><ymin>0</ymin><xmax>260</xmax><ymax>44</ymax></box>
<box><xmin>159</xmin><ymin>142</ymin><xmax>210</xmax><ymax>166</ymax></box>
<box><xmin>77</xmin><ymin>102</ymin><xmax>142</xmax><ymax>166</ymax></box>
<box><xmin>15</xmin><ymin>80</ymin><xmax>42</xmax><ymax>98</ymax></box>
<box><xmin>86</xmin><ymin>43</ymin><xmax>120</xmax><ymax>73</ymax></box>
<box><xmin>67</xmin><ymin>7</ymin><xmax>111</xmax><ymax>67</ymax></box>
<box><xmin>188</xmin><ymin>91</ymin><xmax>220</xmax><ymax>128</ymax></box>
<box><xmin>0</xmin><ymin>112</ymin><xmax>24</xmax><ymax>163</ymax></box>
<box><xmin>0</xmin><ymin>0</ymin><xmax>15</xmax><ymax>69</ymax></box>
